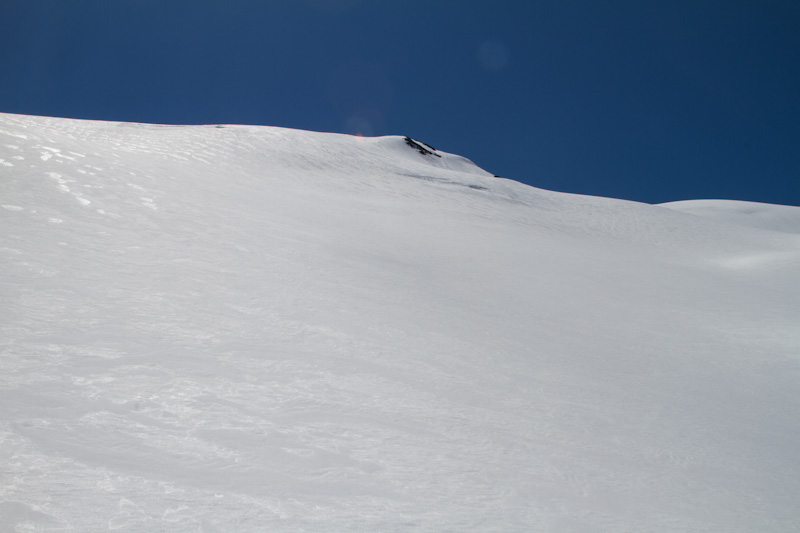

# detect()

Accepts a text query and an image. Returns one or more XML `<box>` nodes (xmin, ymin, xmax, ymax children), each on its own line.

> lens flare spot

<box><xmin>477</xmin><ymin>40</ymin><xmax>510</xmax><ymax>71</ymax></box>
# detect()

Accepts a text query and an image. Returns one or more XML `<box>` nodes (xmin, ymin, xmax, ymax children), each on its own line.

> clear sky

<box><xmin>2</xmin><ymin>0</ymin><xmax>798</xmax><ymax>206</ymax></box>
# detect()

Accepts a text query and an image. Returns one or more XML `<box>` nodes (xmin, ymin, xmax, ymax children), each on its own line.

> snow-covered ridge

<box><xmin>1</xmin><ymin>113</ymin><xmax>799</xmax><ymax>532</ymax></box>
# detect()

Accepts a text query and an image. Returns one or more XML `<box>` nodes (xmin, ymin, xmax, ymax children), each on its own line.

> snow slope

<box><xmin>1</xmin><ymin>113</ymin><xmax>799</xmax><ymax>532</ymax></box>
<box><xmin>660</xmin><ymin>199</ymin><xmax>800</xmax><ymax>234</ymax></box>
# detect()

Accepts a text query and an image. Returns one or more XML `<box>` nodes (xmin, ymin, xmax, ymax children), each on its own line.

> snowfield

<box><xmin>1</xmin><ymin>112</ymin><xmax>799</xmax><ymax>532</ymax></box>
<box><xmin>660</xmin><ymin>199</ymin><xmax>800</xmax><ymax>235</ymax></box>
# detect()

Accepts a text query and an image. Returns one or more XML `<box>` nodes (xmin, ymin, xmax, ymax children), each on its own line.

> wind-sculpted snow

<box><xmin>1</xmin><ymin>112</ymin><xmax>799</xmax><ymax>532</ymax></box>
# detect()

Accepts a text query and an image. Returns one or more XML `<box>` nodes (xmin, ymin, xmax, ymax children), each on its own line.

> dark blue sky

<box><xmin>3</xmin><ymin>1</ymin><xmax>798</xmax><ymax>206</ymax></box>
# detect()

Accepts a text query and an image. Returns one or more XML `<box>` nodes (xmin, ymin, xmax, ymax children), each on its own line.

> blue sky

<box><xmin>2</xmin><ymin>0</ymin><xmax>798</xmax><ymax>206</ymax></box>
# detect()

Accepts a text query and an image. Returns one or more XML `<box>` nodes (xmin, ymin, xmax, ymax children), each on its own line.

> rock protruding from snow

<box><xmin>404</xmin><ymin>136</ymin><xmax>441</xmax><ymax>157</ymax></box>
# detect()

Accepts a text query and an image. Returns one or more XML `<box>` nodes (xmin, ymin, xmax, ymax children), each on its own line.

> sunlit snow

<box><xmin>1</xmin><ymin>113</ymin><xmax>799</xmax><ymax>531</ymax></box>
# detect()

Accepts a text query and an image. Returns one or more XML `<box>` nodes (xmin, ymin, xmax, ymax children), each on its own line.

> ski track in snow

<box><xmin>1</xmin><ymin>113</ymin><xmax>799</xmax><ymax>532</ymax></box>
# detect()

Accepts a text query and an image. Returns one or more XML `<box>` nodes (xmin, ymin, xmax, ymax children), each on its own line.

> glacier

<box><xmin>1</xmin><ymin>112</ymin><xmax>799</xmax><ymax>531</ymax></box>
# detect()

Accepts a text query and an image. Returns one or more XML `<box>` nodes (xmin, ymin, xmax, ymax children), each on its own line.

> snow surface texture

<box><xmin>1</xmin><ymin>113</ymin><xmax>799</xmax><ymax>532</ymax></box>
